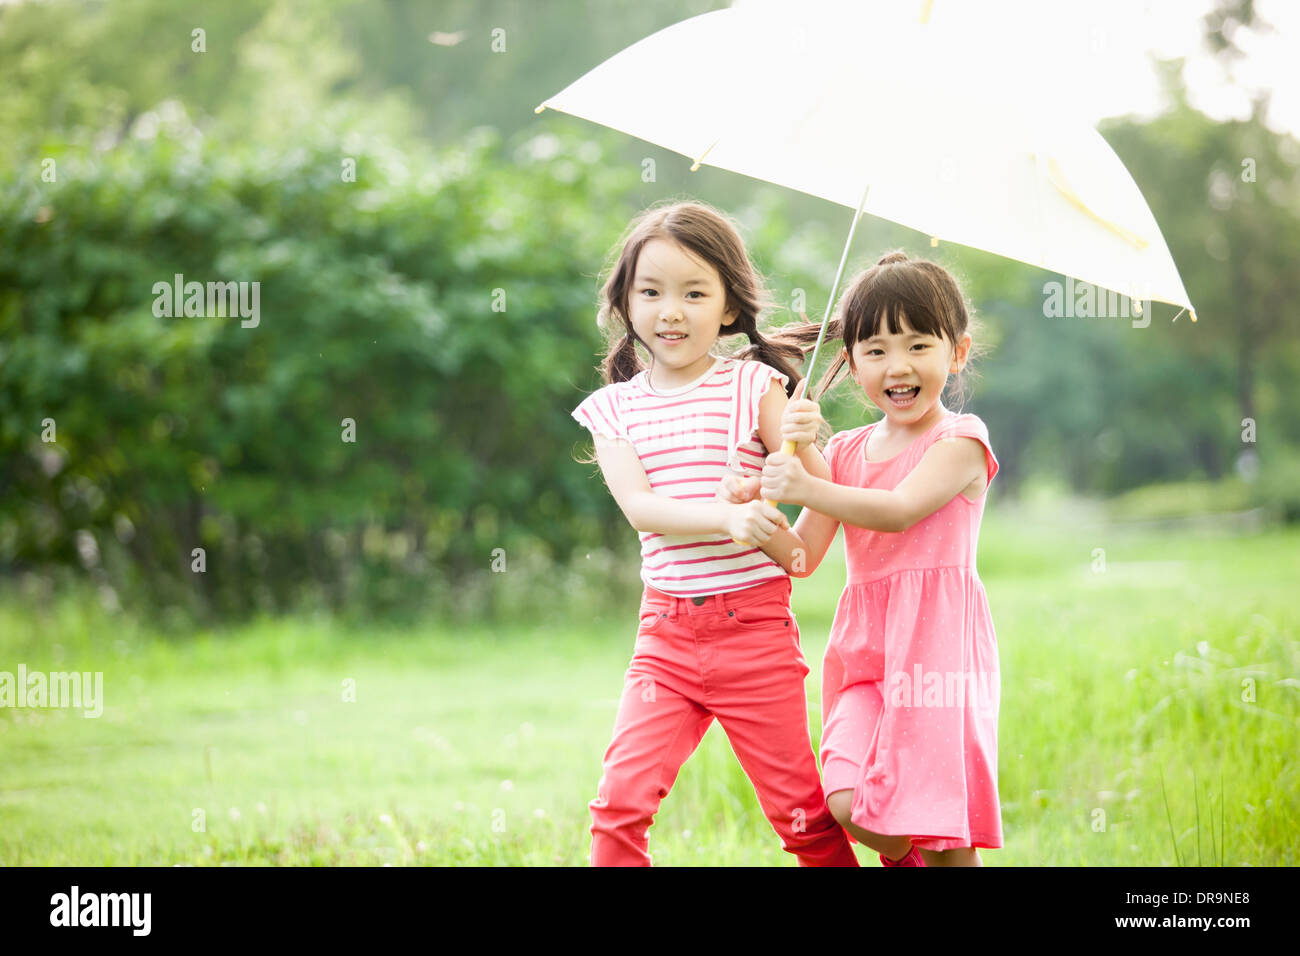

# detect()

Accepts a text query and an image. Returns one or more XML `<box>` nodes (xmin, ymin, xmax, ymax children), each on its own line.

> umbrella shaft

<box><xmin>805</xmin><ymin>183</ymin><xmax>872</xmax><ymax>388</ymax></box>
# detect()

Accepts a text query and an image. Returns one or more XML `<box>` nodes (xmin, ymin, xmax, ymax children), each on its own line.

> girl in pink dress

<box><xmin>723</xmin><ymin>251</ymin><xmax>1002</xmax><ymax>867</ymax></box>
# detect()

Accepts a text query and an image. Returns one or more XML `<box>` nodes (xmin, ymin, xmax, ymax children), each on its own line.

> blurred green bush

<box><xmin>0</xmin><ymin>115</ymin><xmax>642</xmax><ymax>625</ymax></box>
<box><xmin>1106</xmin><ymin>448</ymin><xmax>1300</xmax><ymax>524</ymax></box>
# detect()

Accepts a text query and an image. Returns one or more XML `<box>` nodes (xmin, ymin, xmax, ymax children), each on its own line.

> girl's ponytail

<box><xmin>754</xmin><ymin>315</ymin><xmax>853</xmax><ymax>404</ymax></box>
<box><xmin>732</xmin><ymin>327</ymin><xmax>806</xmax><ymax>400</ymax></box>
<box><xmin>601</xmin><ymin>330</ymin><xmax>644</xmax><ymax>385</ymax></box>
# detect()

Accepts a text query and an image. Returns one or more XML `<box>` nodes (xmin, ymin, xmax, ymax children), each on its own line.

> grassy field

<box><xmin>2</xmin><ymin>502</ymin><xmax>1297</xmax><ymax>866</ymax></box>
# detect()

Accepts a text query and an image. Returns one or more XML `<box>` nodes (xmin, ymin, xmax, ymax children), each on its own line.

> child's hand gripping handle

<box><xmin>764</xmin><ymin>378</ymin><xmax>810</xmax><ymax>509</ymax></box>
<box><xmin>762</xmin><ymin>439</ymin><xmax>799</xmax><ymax>510</ymax></box>
<box><xmin>736</xmin><ymin>441</ymin><xmax>795</xmax><ymax>545</ymax></box>
<box><xmin>734</xmin><ymin>379</ymin><xmax>809</xmax><ymax>545</ymax></box>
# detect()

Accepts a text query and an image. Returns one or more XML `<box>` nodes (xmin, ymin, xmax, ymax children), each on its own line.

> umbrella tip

<box><xmin>534</xmin><ymin>104</ymin><xmax>546</xmax><ymax>114</ymax></box>
<box><xmin>930</xmin><ymin>236</ymin><xmax>939</xmax><ymax>247</ymax></box>
<box><xmin>691</xmin><ymin>140</ymin><xmax>720</xmax><ymax>173</ymax></box>
<box><xmin>1190</xmin><ymin>308</ymin><xmax>1198</xmax><ymax>323</ymax></box>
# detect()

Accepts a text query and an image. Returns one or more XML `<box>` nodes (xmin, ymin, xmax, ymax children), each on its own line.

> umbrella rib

<box><xmin>690</xmin><ymin>137</ymin><xmax>723</xmax><ymax>172</ymax></box>
<box><xmin>1046</xmin><ymin>155</ymin><xmax>1149</xmax><ymax>250</ymax></box>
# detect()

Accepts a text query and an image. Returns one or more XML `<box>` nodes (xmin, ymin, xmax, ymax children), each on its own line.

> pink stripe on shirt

<box><xmin>571</xmin><ymin>356</ymin><xmax>791</xmax><ymax>597</ymax></box>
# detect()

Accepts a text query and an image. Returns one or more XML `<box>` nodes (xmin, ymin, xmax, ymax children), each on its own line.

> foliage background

<box><xmin>3</xmin><ymin>0</ymin><xmax>1298</xmax><ymax>625</ymax></box>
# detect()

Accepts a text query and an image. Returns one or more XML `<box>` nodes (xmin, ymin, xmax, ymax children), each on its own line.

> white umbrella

<box><xmin>536</xmin><ymin>0</ymin><xmax>1198</xmax><ymax>324</ymax></box>
<box><xmin>540</xmin><ymin>0</ymin><xmax>1197</xmax><ymax>521</ymax></box>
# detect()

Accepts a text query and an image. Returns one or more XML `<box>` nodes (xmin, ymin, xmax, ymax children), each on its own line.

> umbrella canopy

<box><xmin>537</xmin><ymin>0</ymin><xmax>1197</xmax><ymax>320</ymax></box>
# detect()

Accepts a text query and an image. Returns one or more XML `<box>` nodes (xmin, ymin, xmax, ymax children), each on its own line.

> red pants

<box><xmin>589</xmin><ymin>576</ymin><xmax>858</xmax><ymax>866</ymax></box>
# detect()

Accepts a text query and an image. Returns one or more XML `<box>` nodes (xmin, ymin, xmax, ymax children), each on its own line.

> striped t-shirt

<box><xmin>572</xmin><ymin>354</ymin><xmax>791</xmax><ymax>597</ymax></box>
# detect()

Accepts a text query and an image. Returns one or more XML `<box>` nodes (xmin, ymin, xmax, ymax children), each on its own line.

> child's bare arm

<box><xmin>766</xmin><ymin>507</ymin><xmax>839</xmax><ymax>577</ymax></box>
<box><xmin>595</xmin><ymin>435</ymin><xmax>788</xmax><ymax>542</ymax></box>
<box><xmin>764</xmin><ymin>437</ymin><xmax>987</xmax><ymax>532</ymax></box>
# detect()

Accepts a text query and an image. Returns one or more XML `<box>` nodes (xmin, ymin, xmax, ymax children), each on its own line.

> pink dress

<box><xmin>818</xmin><ymin>410</ymin><xmax>1003</xmax><ymax>851</ymax></box>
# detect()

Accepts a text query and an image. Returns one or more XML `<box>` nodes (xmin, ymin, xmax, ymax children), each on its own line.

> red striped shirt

<box><xmin>572</xmin><ymin>355</ymin><xmax>790</xmax><ymax>596</ymax></box>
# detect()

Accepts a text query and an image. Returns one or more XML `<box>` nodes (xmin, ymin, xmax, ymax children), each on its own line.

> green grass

<box><xmin>2</xmin><ymin>502</ymin><xmax>1298</xmax><ymax>865</ymax></box>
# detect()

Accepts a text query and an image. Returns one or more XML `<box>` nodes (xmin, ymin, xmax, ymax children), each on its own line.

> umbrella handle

<box><xmin>763</xmin><ymin>378</ymin><xmax>808</xmax><ymax>507</ymax></box>
<box><xmin>762</xmin><ymin>439</ymin><xmax>800</xmax><ymax>510</ymax></box>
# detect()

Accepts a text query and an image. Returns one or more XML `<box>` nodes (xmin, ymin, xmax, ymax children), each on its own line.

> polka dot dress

<box><xmin>818</xmin><ymin>412</ymin><xmax>1003</xmax><ymax>852</ymax></box>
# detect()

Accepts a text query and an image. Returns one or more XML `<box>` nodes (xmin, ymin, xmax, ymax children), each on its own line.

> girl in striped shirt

<box><xmin>571</xmin><ymin>200</ymin><xmax>857</xmax><ymax>867</ymax></box>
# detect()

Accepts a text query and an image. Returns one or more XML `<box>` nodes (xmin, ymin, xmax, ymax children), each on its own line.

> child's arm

<box><xmin>593</xmin><ymin>434</ymin><xmax>789</xmax><ymax>543</ymax></box>
<box><xmin>738</xmin><ymin>377</ymin><xmax>837</xmax><ymax>575</ymax></box>
<box><xmin>759</xmin><ymin>504</ymin><xmax>832</xmax><ymax>580</ymax></box>
<box><xmin>761</xmin><ymin>436</ymin><xmax>988</xmax><ymax>533</ymax></box>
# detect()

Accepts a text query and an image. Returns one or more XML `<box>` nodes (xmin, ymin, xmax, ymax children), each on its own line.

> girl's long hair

<box><xmin>593</xmin><ymin>200</ymin><xmax>805</xmax><ymax>396</ymax></box>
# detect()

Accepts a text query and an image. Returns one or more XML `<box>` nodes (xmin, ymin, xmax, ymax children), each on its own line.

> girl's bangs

<box><xmin>850</xmin><ymin>289</ymin><xmax>943</xmax><ymax>345</ymax></box>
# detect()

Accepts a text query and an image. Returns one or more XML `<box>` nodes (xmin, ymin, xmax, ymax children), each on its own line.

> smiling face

<box><xmin>844</xmin><ymin>312</ymin><xmax>971</xmax><ymax>430</ymax></box>
<box><xmin>630</xmin><ymin>237</ymin><xmax>737</xmax><ymax>389</ymax></box>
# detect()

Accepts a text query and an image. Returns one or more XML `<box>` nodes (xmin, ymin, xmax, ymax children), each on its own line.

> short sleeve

<box><xmin>931</xmin><ymin>413</ymin><xmax>999</xmax><ymax>485</ymax></box>
<box><xmin>822</xmin><ymin>430</ymin><xmax>846</xmax><ymax>483</ymax></box>
<box><xmin>572</xmin><ymin>385</ymin><xmax>630</xmax><ymax>445</ymax></box>
<box><xmin>728</xmin><ymin>360</ymin><xmax>790</xmax><ymax>465</ymax></box>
